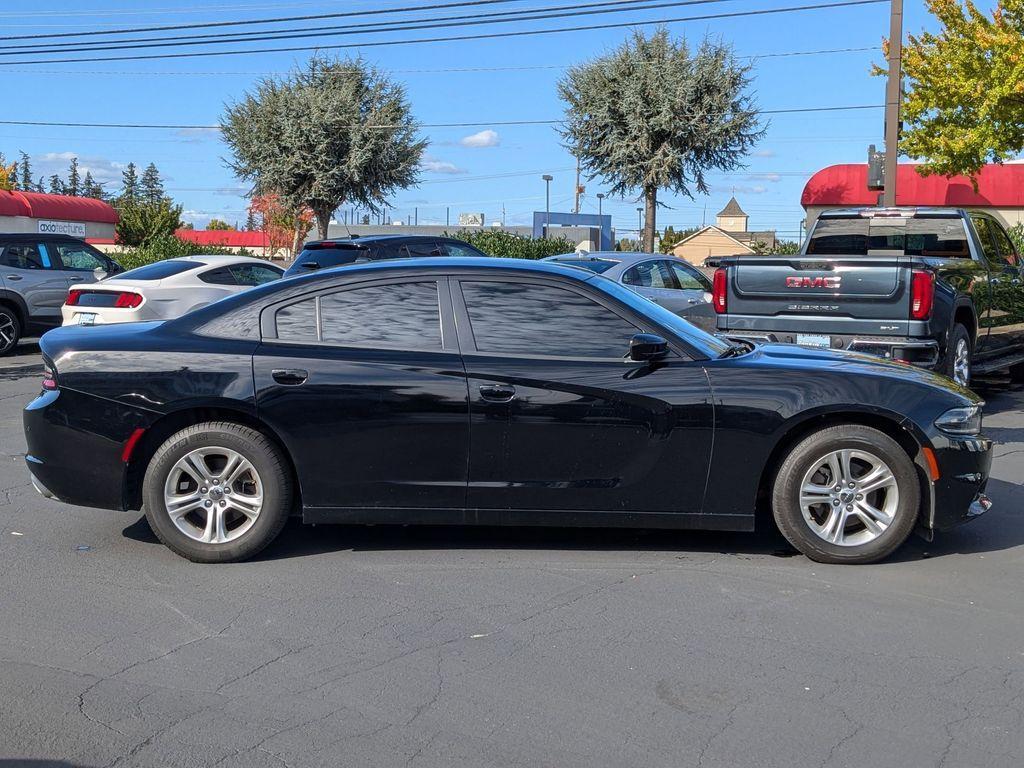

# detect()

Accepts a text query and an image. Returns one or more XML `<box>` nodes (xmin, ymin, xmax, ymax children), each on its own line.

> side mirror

<box><xmin>629</xmin><ymin>333</ymin><xmax>669</xmax><ymax>362</ymax></box>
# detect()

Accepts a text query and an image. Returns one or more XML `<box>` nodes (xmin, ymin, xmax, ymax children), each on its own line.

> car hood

<box><xmin>743</xmin><ymin>343</ymin><xmax>980</xmax><ymax>403</ymax></box>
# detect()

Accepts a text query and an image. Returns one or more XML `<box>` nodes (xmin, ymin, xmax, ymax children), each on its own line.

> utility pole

<box><xmin>446</xmin><ymin>207</ymin><xmax>450</xmax><ymax>227</ymax></box>
<box><xmin>542</xmin><ymin>174</ymin><xmax>553</xmax><ymax>236</ymax></box>
<box><xmin>882</xmin><ymin>0</ymin><xmax>904</xmax><ymax>208</ymax></box>
<box><xmin>636</xmin><ymin>207</ymin><xmax>643</xmax><ymax>244</ymax></box>
<box><xmin>414</xmin><ymin>207</ymin><xmax>418</xmax><ymax>226</ymax></box>
<box><xmin>573</xmin><ymin>157</ymin><xmax>581</xmax><ymax>214</ymax></box>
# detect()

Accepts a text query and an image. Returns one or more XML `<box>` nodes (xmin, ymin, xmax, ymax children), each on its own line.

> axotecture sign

<box><xmin>38</xmin><ymin>220</ymin><xmax>87</xmax><ymax>238</ymax></box>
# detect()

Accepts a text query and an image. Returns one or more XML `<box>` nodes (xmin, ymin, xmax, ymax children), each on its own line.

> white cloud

<box><xmin>459</xmin><ymin>129</ymin><xmax>501</xmax><ymax>148</ymax></box>
<box><xmin>752</xmin><ymin>149</ymin><xmax>776</xmax><ymax>158</ymax></box>
<box><xmin>746</xmin><ymin>173</ymin><xmax>781</xmax><ymax>183</ymax></box>
<box><xmin>175</xmin><ymin>127</ymin><xmax>221</xmax><ymax>144</ymax></box>
<box><xmin>34</xmin><ymin>152</ymin><xmax>126</xmax><ymax>188</ymax></box>
<box><xmin>421</xmin><ymin>155</ymin><xmax>467</xmax><ymax>174</ymax></box>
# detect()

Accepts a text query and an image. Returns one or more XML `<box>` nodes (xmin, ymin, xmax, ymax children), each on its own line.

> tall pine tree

<box><xmin>18</xmin><ymin>153</ymin><xmax>31</xmax><ymax>190</ymax></box>
<box><xmin>120</xmin><ymin>162</ymin><xmax>140</xmax><ymax>204</ymax></box>
<box><xmin>140</xmin><ymin>162</ymin><xmax>164</xmax><ymax>204</ymax></box>
<box><xmin>48</xmin><ymin>174</ymin><xmax>64</xmax><ymax>195</ymax></box>
<box><xmin>66</xmin><ymin>157</ymin><xmax>80</xmax><ymax>196</ymax></box>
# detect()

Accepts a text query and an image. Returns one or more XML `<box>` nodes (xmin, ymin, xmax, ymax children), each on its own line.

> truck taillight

<box><xmin>712</xmin><ymin>268</ymin><xmax>727</xmax><ymax>314</ymax></box>
<box><xmin>910</xmin><ymin>270</ymin><xmax>934</xmax><ymax>320</ymax></box>
<box><xmin>114</xmin><ymin>292</ymin><xmax>143</xmax><ymax>308</ymax></box>
<box><xmin>65</xmin><ymin>290</ymin><xmax>81</xmax><ymax>306</ymax></box>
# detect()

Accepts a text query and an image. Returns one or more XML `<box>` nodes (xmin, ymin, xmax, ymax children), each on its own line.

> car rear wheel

<box><xmin>143</xmin><ymin>422</ymin><xmax>292</xmax><ymax>563</ymax></box>
<box><xmin>946</xmin><ymin>324</ymin><xmax>972</xmax><ymax>387</ymax></box>
<box><xmin>0</xmin><ymin>306</ymin><xmax>21</xmax><ymax>356</ymax></box>
<box><xmin>771</xmin><ymin>425</ymin><xmax>920</xmax><ymax>564</ymax></box>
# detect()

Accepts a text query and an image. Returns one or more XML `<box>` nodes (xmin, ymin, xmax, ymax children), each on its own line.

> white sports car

<box><xmin>62</xmin><ymin>255</ymin><xmax>285</xmax><ymax>326</ymax></box>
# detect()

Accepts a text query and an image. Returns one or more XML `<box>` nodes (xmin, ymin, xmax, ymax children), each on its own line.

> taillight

<box><xmin>114</xmin><ymin>292</ymin><xmax>143</xmax><ymax>309</ymax></box>
<box><xmin>65</xmin><ymin>289</ymin><xmax>81</xmax><ymax>306</ymax></box>
<box><xmin>42</xmin><ymin>362</ymin><xmax>57</xmax><ymax>391</ymax></box>
<box><xmin>910</xmin><ymin>270</ymin><xmax>934</xmax><ymax>320</ymax></box>
<box><xmin>712</xmin><ymin>268</ymin><xmax>727</xmax><ymax>314</ymax></box>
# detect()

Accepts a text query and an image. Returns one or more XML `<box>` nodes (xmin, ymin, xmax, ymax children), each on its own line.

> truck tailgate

<box><xmin>725</xmin><ymin>256</ymin><xmax>912</xmax><ymax>335</ymax></box>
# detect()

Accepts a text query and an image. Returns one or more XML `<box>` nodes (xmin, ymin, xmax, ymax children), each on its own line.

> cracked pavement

<box><xmin>1</xmin><ymin>342</ymin><xmax>1022</xmax><ymax>767</ymax></box>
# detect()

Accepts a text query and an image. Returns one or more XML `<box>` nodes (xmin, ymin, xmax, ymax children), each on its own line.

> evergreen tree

<box><xmin>48</xmin><ymin>174</ymin><xmax>65</xmax><ymax>195</ymax></box>
<box><xmin>82</xmin><ymin>171</ymin><xmax>105</xmax><ymax>199</ymax></box>
<box><xmin>35</xmin><ymin>176</ymin><xmax>45</xmax><ymax>193</ymax></box>
<box><xmin>140</xmin><ymin>162</ymin><xmax>164</xmax><ymax>205</ymax></box>
<box><xmin>121</xmin><ymin>162</ymin><xmax>140</xmax><ymax>204</ymax></box>
<box><xmin>245</xmin><ymin>208</ymin><xmax>256</xmax><ymax>231</ymax></box>
<box><xmin>18</xmin><ymin>152</ymin><xmax>31</xmax><ymax>190</ymax></box>
<box><xmin>66</xmin><ymin>157</ymin><xmax>80</xmax><ymax>196</ymax></box>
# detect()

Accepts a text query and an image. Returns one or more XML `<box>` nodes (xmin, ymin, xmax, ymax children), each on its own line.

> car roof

<box><xmin>0</xmin><ymin>233</ymin><xmax>96</xmax><ymax>243</ymax></box>
<box><xmin>817</xmin><ymin>207</ymin><xmax>964</xmax><ymax>218</ymax></box>
<box><xmin>548</xmin><ymin>251</ymin><xmax>674</xmax><ymax>266</ymax></box>
<box><xmin>302</xmin><ymin>234</ymin><xmax>458</xmax><ymax>247</ymax></box>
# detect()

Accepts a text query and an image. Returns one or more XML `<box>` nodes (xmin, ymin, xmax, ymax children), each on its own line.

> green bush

<box><xmin>446</xmin><ymin>229</ymin><xmax>578</xmax><ymax>259</ymax></box>
<box><xmin>109</xmin><ymin>234</ymin><xmax>254</xmax><ymax>271</ymax></box>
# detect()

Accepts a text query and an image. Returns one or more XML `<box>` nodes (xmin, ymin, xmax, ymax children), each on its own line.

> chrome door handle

<box><xmin>5</xmin><ymin>275</ymin><xmax>22</xmax><ymax>281</ymax></box>
<box><xmin>479</xmin><ymin>384</ymin><xmax>516</xmax><ymax>403</ymax></box>
<box><xmin>272</xmin><ymin>368</ymin><xmax>308</xmax><ymax>386</ymax></box>
<box><xmin>687</xmin><ymin>298</ymin><xmax>699</xmax><ymax>304</ymax></box>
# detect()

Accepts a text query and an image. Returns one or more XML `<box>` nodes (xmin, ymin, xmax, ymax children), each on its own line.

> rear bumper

<box><xmin>721</xmin><ymin>330</ymin><xmax>940</xmax><ymax>367</ymax></box>
<box><xmin>23</xmin><ymin>388</ymin><xmax>151</xmax><ymax>511</ymax></box>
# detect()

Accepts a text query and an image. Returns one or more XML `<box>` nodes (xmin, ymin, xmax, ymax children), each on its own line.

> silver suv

<box><xmin>0</xmin><ymin>234</ymin><xmax>123</xmax><ymax>355</ymax></box>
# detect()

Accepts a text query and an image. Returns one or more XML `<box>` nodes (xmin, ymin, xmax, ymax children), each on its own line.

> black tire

<box><xmin>944</xmin><ymin>323</ymin><xmax>972</xmax><ymax>387</ymax></box>
<box><xmin>142</xmin><ymin>422</ymin><xmax>292</xmax><ymax>563</ymax></box>
<box><xmin>0</xmin><ymin>305</ymin><xmax>21</xmax><ymax>356</ymax></box>
<box><xmin>771</xmin><ymin>425</ymin><xmax>920</xmax><ymax>564</ymax></box>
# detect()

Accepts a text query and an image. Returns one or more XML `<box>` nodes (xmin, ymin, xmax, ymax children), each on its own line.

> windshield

<box><xmin>285</xmin><ymin>245</ymin><xmax>364</xmax><ymax>276</ymax></box>
<box><xmin>110</xmin><ymin>260</ymin><xmax>202</xmax><ymax>280</ymax></box>
<box><xmin>589</xmin><ymin>274</ymin><xmax>731</xmax><ymax>359</ymax></box>
<box><xmin>806</xmin><ymin>216</ymin><xmax>970</xmax><ymax>257</ymax></box>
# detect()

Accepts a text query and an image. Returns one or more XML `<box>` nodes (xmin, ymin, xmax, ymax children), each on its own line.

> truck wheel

<box><xmin>945</xmin><ymin>324</ymin><xmax>972</xmax><ymax>387</ymax></box>
<box><xmin>772</xmin><ymin>425</ymin><xmax>920</xmax><ymax>564</ymax></box>
<box><xmin>142</xmin><ymin>422</ymin><xmax>293</xmax><ymax>563</ymax></box>
<box><xmin>0</xmin><ymin>306</ymin><xmax>21</xmax><ymax>356</ymax></box>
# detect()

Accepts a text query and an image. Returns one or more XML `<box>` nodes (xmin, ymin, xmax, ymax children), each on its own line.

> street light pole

<box><xmin>636</xmin><ymin>207</ymin><xmax>643</xmax><ymax>246</ymax></box>
<box><xmin>542</xmin><ymin>174</ymin><xmax>553</xmax><ymax>236</ymax></box>
<box><xmin>596</xmin><ymin>192</ymin><xmax>605</xmax><ymax>218</ymax></box>
<box><xmin>882</xmin><ymin>0</ymin><xmax>904</xmax><ymax>208</ymax></box>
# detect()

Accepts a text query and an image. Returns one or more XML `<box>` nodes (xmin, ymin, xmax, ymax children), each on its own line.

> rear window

<box><xmin>111</xmin><ymin>260</ymin><xmax>202</xmax><ymax>281</ymax></box>
<box><xmin>547</xmin><ymin>258</ymin><xmax>619</xmax><ymax>274</ymax></box>
<box><xmin>285</xmin><ymin>244</ymin><xmax>365</xmax><ymax>276</ymax></box>
<box><xmin>806</xmin><ymin>217</ymin><xmax>970</xmax><ymax>257</ymax></box>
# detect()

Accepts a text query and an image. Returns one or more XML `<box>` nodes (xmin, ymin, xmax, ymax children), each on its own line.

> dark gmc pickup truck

<box><xmin>712</xmin><ymin>207</ymin><xmax>1024</xmax><ymax>387</ymax></box>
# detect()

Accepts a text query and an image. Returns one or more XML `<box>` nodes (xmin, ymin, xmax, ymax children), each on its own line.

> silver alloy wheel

<box><xmin>0</xmin><ymin>313</ymin><xmax>15</xmax><ymax>352</ymax></box>
<box><xmin>798</xmin><ymin>449</ymin><xmax>899</xmax><ymax>547</ymax></box>
<box><xmin>953</xmin><ymin>337</ymin><xmax>971</xmax><ymax>387</ymax></box>
<box><xmin>163</xmin><ymin>446</ymin><xmax>263</xmax><ymax>544</ymax></box>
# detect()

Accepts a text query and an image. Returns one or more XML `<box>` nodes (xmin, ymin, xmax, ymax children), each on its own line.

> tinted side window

<box><xmin>622</xmin><ymin>261</ymin><xmax>676</xmax><ymax>289</ymax></box>
<box><xmin>199</xmin><ymin>267</ymin><xmax>237</xmax><ymax>285</ymax></box>
<box><xmin>275</xmin><ymin>282</ymin><xmax>442</xmax><ymax>350</ymax></box>
<box><xmin>442</xmin><ymin>241</ymin><xmax>484</xmax><ymax>258</ymax></box>
<box><xmin>372</xmin><ymin>242</ymin><xmax>409</xmax><ymax>261</ymax></box>
<box><xmin>460</xmin><ymin>281</ymin><xmax>638</xmax><ymax>358</ymax></box>
<box><xmin>320</xmin><ymin>282</ymin><xmax>440</xmax><ymax>349</ymax></box>
<box><xmin>229</xmin><ymin>264</ymin><xmax>282</xmax><ymax>286</ymax></box>
<box><xmin>403</xmin><ymin>241</ymin><xmax>443</xmax><ymax>258</ymax></box>
<box><xmin>2</xmin><ymin>244</ymin><xmax>47</xmax><ymax>270</ymax></box>
<box><xmin>971</xmin><ymin>216</ymin><xmax>999</xmax><ymax>265</ymax></box>
<box><xmin>990</xmin><ymin>223</ymin><xmax>1019</xmax><ymax>268</ymax></box>
<box><xmin>667</xmin><ymin>261</ymin><xmax>711</xmax><ymax>291</ymax></box>
<box><xmin>53</xmin><ymin>242</ymin><xmax>108</xmax><ymax>271</ymax></box>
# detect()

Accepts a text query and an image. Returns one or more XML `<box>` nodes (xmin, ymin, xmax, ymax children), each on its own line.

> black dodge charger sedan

<box><xmin>23</xmin><ymin>258</ymin><xmax>993</xmax><ymax>564</ymax></box>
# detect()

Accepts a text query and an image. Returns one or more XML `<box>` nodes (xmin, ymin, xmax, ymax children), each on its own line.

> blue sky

<box><xmin>0</xmin><ymin>0</ymin><xmax>941</xmax><ymax>240</ymax></box>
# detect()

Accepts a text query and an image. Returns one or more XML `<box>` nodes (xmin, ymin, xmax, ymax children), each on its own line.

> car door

<box><xmin>253</xmin><ymin>276</ymin><xmax>470</xmax><ymax>512</ymax></box>
<box><xmin>0</xmin><ymin>242</ymin><xmax>69</xmax><ymax>321</ymax></box>
<box><xmin>620</xmin><ymin>259</ymin><xmax>676</xmax><ymax>304</ymax></box>
<box><xmin>986</xmin><ymin>219</ymin><xmax>1024</xmax><ymax>351</ymax></box>
<box><xmin>453</xmin><ymin>276</ymin><xmax>714</xmax><ymax>514</ymax></box>
<box><xmin>50</xmin><ymin>240</ymin><xmax>117</xmax><ymax>285</ymax></box>
<box><xmin>663</xmin><ymin>260</ymin><xmax>717</xmax><ymax>332</ymax></box>
<box><xmin>970</xmin><ymin>214</ymin><xmax>1015</xmax><ymax>354</ymax></box>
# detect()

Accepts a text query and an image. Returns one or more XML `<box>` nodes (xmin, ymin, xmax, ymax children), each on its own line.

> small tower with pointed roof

<box><xmin>715</xmin><ymin>196</ymin><xmax>748</xmax><ymax>233</ymax></box>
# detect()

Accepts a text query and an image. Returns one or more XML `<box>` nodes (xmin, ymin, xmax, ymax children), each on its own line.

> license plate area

<box><xmin>796</xmin><ymin>333</ymin><xmax>830</xmax><ymax>349</ymax></box>
<box><xmin>77</xmin><ymin>313</ymin><xmax>97</xmax><ymax>326</ymax></box>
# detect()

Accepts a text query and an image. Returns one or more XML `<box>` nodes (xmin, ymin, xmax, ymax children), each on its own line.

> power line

<box><xmin>0</xmin><ymin>46</ymin><xmax>878</xmax><ymax>76</ymax></box>
<box><xmin>0</xmin><ymin>0</ymin><xmax>720</xmax><ymax>53</ymax></box>
<box><xmin>0</xmin><ymin>0</ymin><xmax>890</xmax><ymax>66</ymax></box>
<box><xmin>0</xmin><ymin>105</ymin><xmax>883</xmax><ymax>132</ymax></box>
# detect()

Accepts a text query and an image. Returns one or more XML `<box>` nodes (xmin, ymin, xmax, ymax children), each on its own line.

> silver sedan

<box><xmin>542</xmin><ymin>251</ymin><xmax>716</xmax><ymax>331</ymax></box>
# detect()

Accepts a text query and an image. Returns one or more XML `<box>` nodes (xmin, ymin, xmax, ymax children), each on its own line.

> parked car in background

<box><xmin>61</xmin><ymin>255</ymin><xmax>283</xmax><ymax>326</ymax></box>
<box><xmin>544</xmin><ymin>251</ymin><xmax>715</xmax><ymax>331</ymax></box>
<box><xmin>713</xmin><ymin>207</ymin><xmax>1024</xmax><ymax>387</ymax></box>
<box><xmin>282</xmin><ymin>235</ymin><xmax>487</xmax><ymax>277</ymax></box>
<box><xmin>26</xmin><ymin>258</ymin><xmax>991</xmax><ymax>565</ymax></box>
<box><xmin>0</xmin><ymin>233</ymin><xmax>123</xmax><ymax>354</ymax></box>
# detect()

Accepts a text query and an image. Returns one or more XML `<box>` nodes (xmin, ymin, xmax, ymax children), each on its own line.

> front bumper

<box><xmin>722</xmin><ymin>331</ymin><xmax>940</xmax><ymax>367</ymax></box>
<box><xmin>927</xmin><ymin>434</ymin><xmax>994</xmax><ymax>531</ymax></box>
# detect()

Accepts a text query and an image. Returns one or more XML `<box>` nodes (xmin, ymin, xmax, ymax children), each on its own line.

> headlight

<box><xmin>934</xmin><ymin>404</ymin><xmax>982</xmax><ymax>435</ymax></box>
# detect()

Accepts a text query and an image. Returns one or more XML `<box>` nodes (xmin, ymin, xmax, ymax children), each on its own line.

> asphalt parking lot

<box><xmin>0</xmin><ymin>340</ymin><xmax>1022</xmax><ymax>768</ymax></box>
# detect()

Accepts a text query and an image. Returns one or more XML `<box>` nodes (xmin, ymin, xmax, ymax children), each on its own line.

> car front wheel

<box><xmin>0</xmin><ymin>306</ymin><xmax>21</xmax><ymax>356</ymax></box>
<box><xmin>142</xmin><ymin>422</ymin><xmax>292</xmax><ymax>562</ymax></box>
<box><xmin>771</xmin><ymin>425</ymin><xmax>920</xmax><ymax>564</ymax></box>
